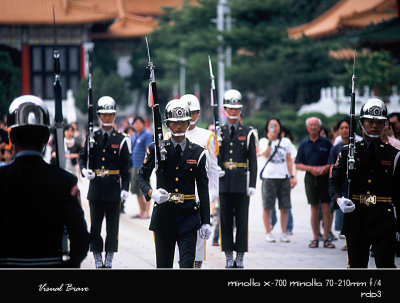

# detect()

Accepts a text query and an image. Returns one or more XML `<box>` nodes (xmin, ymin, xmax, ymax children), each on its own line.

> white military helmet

<box><xmin>359</xmin><ymin>98</ymin><xmax>387</xmax><ymax>121</ymax></box>
<box><xmin>164</xmin><ymin>99</ymin><xmax>191</xmax><ymax>123</ymax></box>
<box><xmin>180</xmin><ymin>94</ymin><xmax>200</xmax><ymax>112</ymax></box>
<box><xmin>7</xmin><ymin>95</ymin><xmax>50</xmax><ymax>130</ymax></box>
<box><xmin>223</xmin><ymin>89</ymin><xmax>242</xmax><ymax>109</ymax></box>
<box><xmin>359</xmin><ymin>98</ymin><xmax>387</xmax><ymax>138</ymax></box>
<box><xmin>97</xmin><ymin>96</ymin><xmax>116</xmax><ymax>114</ymax></box>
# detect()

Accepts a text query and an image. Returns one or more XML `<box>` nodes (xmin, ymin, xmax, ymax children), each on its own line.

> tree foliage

<box><xmin>147</xmin><ymin>0</ymin><xmax>347</xmax><ymax>119</ymax></box>
<box><xmin>75</xmin><ymin>68</ymin><xmax>131</xmax><ymax>114</ymax></box>
<box><xmin>145</xmin><ymin>0</ymin><xmax>220</xmax><ymax>111</ymax></box>
<box><xmin>333</xmin><ymin>50</ymin><xmax>394</xmax><ymax>99</ymax></box>
<box><xmin>0</xmin><ymin>51</ymin><xmax>20</xmax><ymax>120</ymax></box>
<box><xmin>75</xmin><ymin>44</ymin><xmax>131</xmax><ymax>114</ymax></box>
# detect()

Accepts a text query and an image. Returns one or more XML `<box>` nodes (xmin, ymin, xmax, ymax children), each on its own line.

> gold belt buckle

<box><xmin>169</xmin><ymin>193</ymin><xmax>184</xmax><ymax>204</ymax></box>
<box><xmin>227</xmin><ymin>162</ymin><xmax>237</xmax><ymax>170</ymax></box>
<box><xmin>361</xmin><ymin>195</ymin><xmax>376</xmax><ymax>206</ymax></box>
<box><xmin>98</xmin><ymin>169</ymin><xmax>109</xmax><ymax>177</ymax></box>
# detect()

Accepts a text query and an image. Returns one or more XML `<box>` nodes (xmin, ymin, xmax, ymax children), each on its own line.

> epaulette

<box><xmin>188</xmin><ymin>140</ymin><xmax>205</xmax><ymax>151</ymax></box>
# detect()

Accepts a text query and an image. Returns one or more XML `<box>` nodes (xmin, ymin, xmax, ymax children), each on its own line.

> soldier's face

<box><xmin>362</xmin><ymin>118</ymin><xmax>385</xmax><ymax>137</ymax></box>
<box><xmin>226</xmin><ymin>107</ymin><xmax>241</xmax><ymax>116</ymax></box>
<box><xmin>190</xmin><ymin>111</ymin><xmax>200</xmax><ymax>123</ymax></box>
<box><xmin>99</xmin><ymin>113</ymin><xmax>115</xmax><ymax>125</ymax></box>
<box><xmin>168</xmin><ymin>121</ymin><xmax>189</xmax><ymax>134</ymax></box>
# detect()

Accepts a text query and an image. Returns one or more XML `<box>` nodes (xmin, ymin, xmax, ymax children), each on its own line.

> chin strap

<box><xmin>190</xmin><ymin>115</ymin><xmax>199</xmax><ymax>125</ymax></box>
<box><xmin>167</xmin><ymin>127</ymin><xmax>186</xmax><ymax>137</ymax></box>
<box><xmin>98</xmin><ymin>116</ymin><xmax>115</xmax><ymax>127</ymax></box>
<box><xmin>223</xmin><ymin>108</ymin><xmax>241</xmax><ymax>120</ymax></box>
<box><xmin>359</xmin><ymin>121</ymin><xmax>384</xmax><ymax>139</ymax></box>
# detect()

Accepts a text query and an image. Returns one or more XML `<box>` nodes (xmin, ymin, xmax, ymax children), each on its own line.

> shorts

<box><xmin>130</xmin><ymin>167</ymin><xmax>142</xmax><ymax>195</ymax></box>
<box><xmin>304</xmin><ymin>172</ymin><xmax>330</xmax><ymax>205</ymax></box>
<box><xmin>262</xmin><ymin>178</ymin><xmax>291</xmax><ymax>210</ymax></box>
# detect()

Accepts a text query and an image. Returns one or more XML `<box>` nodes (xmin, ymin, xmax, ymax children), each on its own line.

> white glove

<box><xmin>217</xmin><ymin>166</ymin><xmax>225</xmax><ymax>178</ymax></box>
<box><xmin>82</xmin><ymin>168</ymin><xmax>96</xmax><ymax>180</ymax></box>
<box><xmin>151</xmin><ymin>188</ymin><xmax>169</xmax><ymax>204</ymax></box>
<box><xmin>120</xmin><ymin>190</ymin><xmax>129</xmax><ymax>201</ymax></box>
<box><xmin>337</xmin><ymin>197</ymin><xmax>355</xmax><ymax>213</ymax></box>
<box><xmin>247</xmin><ymin>187</ymin><xmax>256</xmax><ymax>196</ymax></box>
<box><xmin>200</xmin><ymin>224</ymin><xmax>212</xmax><ymax>240</ymax></box>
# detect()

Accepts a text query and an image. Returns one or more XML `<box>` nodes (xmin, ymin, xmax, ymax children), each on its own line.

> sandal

<box><xmin>309</xmin><ymin>239</ymin><xmax>319</xmax><ymax>248</ymax></box>
<box><xmin>323</xmin><ymin>240</ymin><xmax>335</xmax><ymax>249</ymax></box>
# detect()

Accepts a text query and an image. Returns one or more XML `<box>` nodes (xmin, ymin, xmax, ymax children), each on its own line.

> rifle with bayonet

<box><xmin>145</xmin><ymin>37</ymin><xmax>166</xmax><ymax>187</ymax></box>
<box><xmin>53</xmin><ymin>7</ymin><xmax>65</xmax><ymax>169</ymax></box>
<box><xmin>87</xmin><ymin>52</ymin><xmax>95</xmax><ymax>170</ymax></box>
<box><xmin>208</xmin><ymin>55</ymin><xmax>222</xmax><ymax>146</ymax></box>
<box><xmin>52</xmin><ymin>6</ymin><xmax>69</xmax><ymax>262</ymax></box>
<box><xmin>346</xmin><ymin>49</ymin><xmax>357</xmax><ymax>198</ymax></box>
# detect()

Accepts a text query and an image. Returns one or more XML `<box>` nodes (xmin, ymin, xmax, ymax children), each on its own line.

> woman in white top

<box><xmin>259</xmin><ymin>118</ymin><xmax>296</xmax><ymax>243</ymax></box>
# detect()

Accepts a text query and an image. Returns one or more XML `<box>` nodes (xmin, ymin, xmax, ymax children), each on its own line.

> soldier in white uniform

<box><xmin>172</xmin><ymin>94</ymin><xmax>219</xmax><ymax>268</ymax></box>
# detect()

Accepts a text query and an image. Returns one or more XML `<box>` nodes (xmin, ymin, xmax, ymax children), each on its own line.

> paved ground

<box><xmin>80</xmin><ymin>158</ymin><xmax>400</xmax><ymax>269</ymax></box>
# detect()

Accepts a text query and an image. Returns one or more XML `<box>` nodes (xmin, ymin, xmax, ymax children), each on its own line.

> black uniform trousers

<box><xmin>154</xmin><ymin>228</ymin><xmax>197</xmax><ymax>268</ymax></box>
<box><xmin>346</xmin><ymin>233</ymin><xmax>397</xmax><ymax>268</ymax></box>
<box><xmin>329</xmin><ymin>139</ymin><xmax>400</xmax><ymax>268</ymax></box>
<box><xmin>220</xmin><ymin>193</ymin><xmax>250</xmax><ymax>253</ymax></box>
<box><xmin>89</xmin><ymin>200</ymin><xmax>120</xmax><ymax>252</ymax></box>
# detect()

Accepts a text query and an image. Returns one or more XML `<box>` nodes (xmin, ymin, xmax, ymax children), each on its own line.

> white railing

<box><xmin>297</xmin><ymin>86</ymin><xmax>400</xmax><ymax>116</ymax></box>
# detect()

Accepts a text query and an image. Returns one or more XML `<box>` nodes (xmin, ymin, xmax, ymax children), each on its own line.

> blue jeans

<box><xmin>334</xmin><ymin>209</ymin><xmax>343</xmax><ymax>232</ymax></box>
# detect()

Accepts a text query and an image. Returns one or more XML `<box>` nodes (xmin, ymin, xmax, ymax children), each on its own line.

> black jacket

<box><xmin>79</xmin><ymin>129</ymin><xmax>131</xmax><ymax>202</ymax></box>
<box><xmin>0</xmin><ymin>154</ymin><xmax>89</xmax><ymax>268</ymax></box>
<box><xmin>329</xmin><ymin>139</ymin><xmax>400</xmax><ymax>238</ymax></box>
<box><xmin>137</xmin><ymin>138</ymin><xmax>210</xmax><ymax>235</ymax></box>
<box><xmin>219</xmin><ymin>123</ymin><xmax>258</xmax><ymax>194</ymax></box>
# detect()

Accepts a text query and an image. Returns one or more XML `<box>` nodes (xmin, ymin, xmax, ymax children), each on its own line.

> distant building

<box><xmin>289</xmin><ymin>0</ymin><xmax>400</xmax><ymax>116</ymax></box>
<box><xmin>297</xmin><ymin>85</ymin><xmax>400</xmax><ymax>116</ymax></box>
<box><xmin>288</xmin><ymin>0</ymin><xmax>398</xmax><ymax>39</ymax></box>
<box><xmin>0</xmin><ymin>0</ymin><xmax>195</xmax><ymax>121</ymax></box>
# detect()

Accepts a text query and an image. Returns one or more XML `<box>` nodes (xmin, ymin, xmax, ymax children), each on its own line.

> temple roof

<box><xmin>0</xmin><ymin>0</ymin><xmax>195</xmax><ymax>38</ymax></box>
<box><xmin>288</xmin><ymin>0</ymin><xmax>398</xmax><ymax>39</ymax></box>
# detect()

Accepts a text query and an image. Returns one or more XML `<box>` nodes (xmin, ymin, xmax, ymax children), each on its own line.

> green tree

<box><xmin>0</xmin><ymin>51</ymin><xmax>20</xmax><ymax>119</ymax></box>
<box><xmin>146</xmin><ymin>0</ymin><xmax>220</xmax><ymax>110</ymax></box>
<box><xmin>147</xmin><ymin>0</ymin><xmax>342</xmax><ymax>116</ymax></box>
<box><xmin>90</xmin><ymin>42</ymin><xmax>117</xmax><ymax>75</ymax></box>
<box><xmin>334</xmin><ymin>50</ymin><xmax>394</xmax><ymax>100</ymax></box>
<box><xmin>129</xmin><ymin>38</ymin><xmax>149</xmax><ymax>92</ymax></box>
<box><xmin>75</xmin><ymin>68</ymin><xmax>131</xmax><ymax>114</ymax></box>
